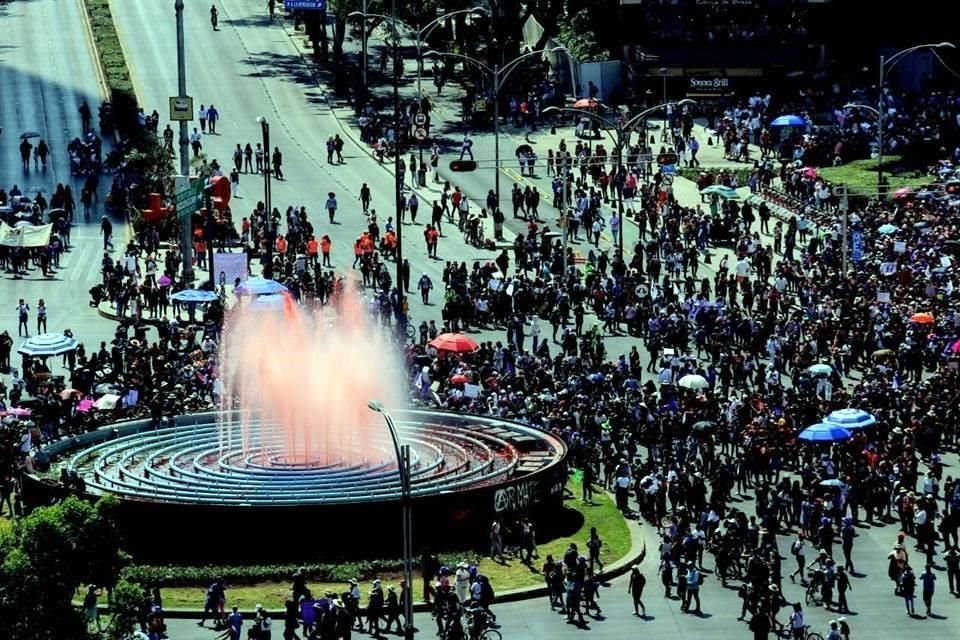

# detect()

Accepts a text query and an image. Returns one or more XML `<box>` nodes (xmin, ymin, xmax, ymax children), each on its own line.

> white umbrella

<box><xmin>17</xmin><ymin>333</ymin><xmax>79</xmax><ymax>357</ymax></box>
<box><xmin>234</xmin><ymin>276</ymin><xmax>288</xmax><ymax>297</ymax></box>
<box><xmin>94</xmin><ymin>394</ymin><xmax>121</xmax><ymax>410</ymax></box>
<box><xmin>678</xmin><ymin>374</ymin><xmax>709</xmax><ymax>390</ymax></box>
<box><xmin>170</xmin><ymin>289</ymin><xmax>219</xmax><ymax>303</ymax></box>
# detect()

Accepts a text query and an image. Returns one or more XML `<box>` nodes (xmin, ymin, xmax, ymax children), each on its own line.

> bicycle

<box><xmin>465</xmin><ymin>608</ymin><xmax>500</xmax><ymax>640</ymax></box>
<box><xmin>804</xmin><ymin>572</ymin><xmax>823</xmax><ymax>607</ymax></box>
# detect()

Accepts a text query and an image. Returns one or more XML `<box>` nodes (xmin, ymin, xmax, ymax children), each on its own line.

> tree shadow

<box><xmin>222</xmin><ymin>15</ymin><xmax>273</xmax><ymax>29</ymax></box>
<box><xmin>240</xmin><ymin>50</ymin><xmax>318</xmax><ymax>87</ymax></box>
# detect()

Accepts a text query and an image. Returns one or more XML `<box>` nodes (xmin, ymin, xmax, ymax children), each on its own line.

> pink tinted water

<box><xmin>218</xmin><ymin>287</ymin><xmax>406</xmax><ymax>466</ymax></box>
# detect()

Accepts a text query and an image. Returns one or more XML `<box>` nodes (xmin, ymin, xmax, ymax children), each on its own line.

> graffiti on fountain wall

<box><xmin>493</xmin><ymin>472</ymin><xmax>566</xmax><ymax>514</ymax></box>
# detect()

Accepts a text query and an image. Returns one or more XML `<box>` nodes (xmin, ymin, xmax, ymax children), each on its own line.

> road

<box><xmin>109</xmin><ymin>0</ymin><xmax>474</xmax><ymax>337</ymax></box>
<box><xmin>0</xmin><ymin>0</ymin><xmax>121</xmax><ymax>358</ymax></box>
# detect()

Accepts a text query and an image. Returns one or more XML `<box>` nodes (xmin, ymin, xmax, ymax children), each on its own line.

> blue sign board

<box><xmin>284</xmin><ymin>0</ymin><xmax>326</xmax><ymax>10</ymax></box>
<box><xmin>851</xmin><ymin>230</ymin><xmax>864</xmax><ymax>262</ymax></box>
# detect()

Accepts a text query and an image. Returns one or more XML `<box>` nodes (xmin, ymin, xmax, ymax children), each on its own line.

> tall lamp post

<box><xmin>425</xmin><ymin>46</ymin><xmax>567</xmax><ymax>210</ymax></box>
<box><xmin>174</xmin><ymin>0</ymin><xmax>193</xmax><ymax>283</ymax></box>
<box><xmin>368</xmin><ymin>400</ymin><xmax>413</xmax><ymax>640</ymax></box>
<box><xmin>874</xmin><ymin>42</ymin><xmax>954</xmax><ymax>190</ymax></box>
<box><xmin>349</xmin><ymin>7</ymin><xmax>490</xmax><ymax>171</ymax></box>
<box><xmin>256</xmin><ymin>117</ymin><xmax>274</xmax><ymax>279</ymax></box>
<box><xmin>543</xmin><ymin>99</ymin><xmax>696</xmax><ymax>262</ymax></box>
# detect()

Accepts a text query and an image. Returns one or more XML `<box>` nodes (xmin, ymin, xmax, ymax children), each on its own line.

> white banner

<box><xmin>0</xmin><ymin>223</ymin><xmax>52</xmax><ymax>248</ymax></box>
<box><xmin>213</xmin><ymin>252</ymin><xmax>247</xmax><ymax>288</ymax></box>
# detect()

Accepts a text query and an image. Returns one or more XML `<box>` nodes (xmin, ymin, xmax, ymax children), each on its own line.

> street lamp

<box><xmin>174</xmin><ymin>0</ymin><xmax>193</xmax><ymax>283</ymax></box>
<box><xmin>256</xmin><ymin>116</ymin><xmax>274</xmax><ymax>280</ymax></box>
<box><xmin>349</xmin><ymin>7</ymin><xmax>490</xmax><ymax>172</ymax></box>
<box><xmin>425</xmin><ymin>46</ymin><xmax>567</xmax><ymax>213</ymax></box>
<box><xmin>368</xmin><ymin>400</ymin><xmax>414</xmax><ymax>640</ymax></box>
<box><xmin>875</xmin><ymin>42</ymin><xmax>954</xmax><ymax>190</ymax></box>
<box><xmin>543</xmin><ymin>99</ymin><xmax>696</xmax><ymax>270</ymax></box>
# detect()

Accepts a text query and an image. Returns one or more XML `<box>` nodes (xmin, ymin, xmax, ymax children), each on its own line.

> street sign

<box><xmin>413</xmin><ymin>127</ymin><xmax>428</xmax><ymax>141</ymax></box>
<box><xmin>169</xmin><ymin>96</ymin><xmax>194</xmax><ymax>122</ymax></box>
<box><xmin>413</xmin><ymin>113</ymin><xmax>427</xmax><ymax>126</ymax></box>
<box><xmin>283</xmin><ymin>0</ymin><xmax>326</xmax><ymax>10</ymax></box>
<box><xmin>174</xmin><ymin>179</ymin><xmax>205</xmax><ymax>220</ymax></box>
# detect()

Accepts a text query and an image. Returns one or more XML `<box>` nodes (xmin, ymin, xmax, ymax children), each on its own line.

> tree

<box><xmin>0</xmin><ymin>496</ymin><xmax>128</xmax><ymax>640</ymax></box>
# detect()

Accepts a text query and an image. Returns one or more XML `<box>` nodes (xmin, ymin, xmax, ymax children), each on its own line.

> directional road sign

<box><xmin>284</xmin><ymin>0</ymin><xmax>326</xmax><ymax>10</ymax></box>
<box><xmin>174</xmin><ymin>179</ymin><xmax>204</xmax><ymax>220</ymax></box>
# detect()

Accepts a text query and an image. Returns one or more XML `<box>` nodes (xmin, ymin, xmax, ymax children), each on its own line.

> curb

<box><xmin>75</xmin><ymin>0</ymin><xmax>112</xmax><ymax>103</ymax></box>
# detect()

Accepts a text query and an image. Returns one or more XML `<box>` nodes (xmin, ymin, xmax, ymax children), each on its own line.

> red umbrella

<box><xmin>909</xmin><ymin>312</ymin><xmax>935</xmax><ymax>324</ymax></box>
<box><xmin>429</xmin><ymin>333</ymin><xmax>479</xmax><ymax>354</ymax></box>
<box><xmin>802</xmin><ymin>167</ymin><xmax>817</xmax><ymax>179</ymax></box>
<box><xmin>572</xmin><ymin>98</ymin><xmax>598</xmax><ymax>109</ymax></box>
<box><xmin>449</xmin><ymin>374</ymin><xmax>469</xmax><ymax>385</ymax></box>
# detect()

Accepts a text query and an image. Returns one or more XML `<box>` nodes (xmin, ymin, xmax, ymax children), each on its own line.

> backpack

<box><xmin>791</xmin><ymin>540</ymin><xmax>802</xmax><ymax>556</ymax></box>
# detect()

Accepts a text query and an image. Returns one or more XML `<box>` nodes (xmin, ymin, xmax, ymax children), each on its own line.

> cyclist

<box><xmin>210</xmin><ymin>4</ymin><xmax>218</xmax><ymax>30</ymax></box>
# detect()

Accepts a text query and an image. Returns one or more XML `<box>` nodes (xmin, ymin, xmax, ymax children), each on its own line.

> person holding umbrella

<box><xmin>19</xmin><ymin>137</ymin><xmax>32</xmax><ymax>171</ymax></box>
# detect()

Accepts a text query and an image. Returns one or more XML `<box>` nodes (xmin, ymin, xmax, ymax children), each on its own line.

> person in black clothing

<box><xmin>79</xmin><ymin>101</ymin><xmax>92</xmax><ymax>132</ymax></box>
<box><xmin>272</xmin><ymin>147</ymin><xmax>284</xmax><ymax>180</ymax></box>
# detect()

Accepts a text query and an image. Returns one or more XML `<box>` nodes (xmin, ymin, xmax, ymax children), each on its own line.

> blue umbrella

<box><xmin>824</xmin><ymin>408</ymin><xmax>876</xmax><ymax>430</ymax></box>
<box><xmin>17</xmin><ymin>332</ymin><xmax>79</xmax><ymax>357</ymax></box>
<box><xmin>170</xmin><ymin>289</ymin><xmax>219</xmax><ymax>303</ymax></box>
<box><xmin>770</xmin><ymin>114</ymin><xmax>805</xmax><ymax>128</ymax></box>
<box><xmin>798</xmin><ymin>423</ymin><xmax>852</xmax><ymax>443</ymax></box>
<box><xmin>877</xmin><ymin>224</ymin><xmax>899</xmax><ymax>235</ymax></box>
<box><xmin>234</xmin><ymin>276</ymin><xmax>288</xmax><ymax>297</ymax></box>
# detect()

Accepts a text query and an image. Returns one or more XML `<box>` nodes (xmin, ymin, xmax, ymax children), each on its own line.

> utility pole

<box><xmin>392</xmin><ymin>0</ymin><xmax>405</xmax><ymax>335</ymax></box>
<box><xmin>258</xmin><ymin>117</ymin><xmax>274</xmax><ymax>279</ymax></box>
<box><xmin>840</xmin><ymin>185</ymin><xmax>849</xmax><ymax>276</ymax></box>
<box><xmin>175</xmin><ymin>0</ymin><xmax>193</xmax><ymax>283</ymax></box>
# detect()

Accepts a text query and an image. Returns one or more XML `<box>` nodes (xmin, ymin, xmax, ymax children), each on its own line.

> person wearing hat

<box><xmin>682</xmin><ymin>561</ymin><xmax>702</xmax><ymax>615</ymax></box>
<box><xmin>455</xmin><ymin>562</ymin><xmax>471</xmax><ymax>603</ymax></box>
<box><xmin>383</xmin><ymin>585</ymin><xmax>402</xmax><ymax>634</ymax></box>
<box><xmin>627</xmin><ymin>564</ymin><xmax>647</xmax><ymax>617</ymax></box>
<box><xmin>367</xmin><ymin>580</ymin><xmax>384</xmax><ymax>636</ymax></box>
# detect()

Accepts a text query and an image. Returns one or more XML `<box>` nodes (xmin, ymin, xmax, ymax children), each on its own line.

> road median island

<box><xmin>81</xmin><ymin>0</ymin><xmax>138</xmax><ymax>136</ymax></box>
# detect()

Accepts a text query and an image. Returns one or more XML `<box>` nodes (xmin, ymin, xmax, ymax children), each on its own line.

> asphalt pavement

<box><xmin>0</xmin><ymin>0</ymin><xmax>121</xmax><ymax>361</ymax></box>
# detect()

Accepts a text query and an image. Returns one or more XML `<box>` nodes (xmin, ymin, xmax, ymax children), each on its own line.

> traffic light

<box><xmin>449</xmin><ymin>160</ymin><xmax>477</xmax><ymax>172</ymax></box>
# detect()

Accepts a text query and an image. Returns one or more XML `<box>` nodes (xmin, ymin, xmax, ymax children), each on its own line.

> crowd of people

<box><xmin>3</xmin><ymin>35</ymin><xmax>960</xmax><ymax>639</ymax></box>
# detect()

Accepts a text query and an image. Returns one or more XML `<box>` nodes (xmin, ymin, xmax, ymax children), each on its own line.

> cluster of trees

<box><xmin>0</xmin><ymin>496</ymin><xmax>140</xmax><ymax>640</ymax></box>
<box><xmin>294</xmin><ymin>0</ymin><xmax>620</xmax><ymax>82</ymax></box>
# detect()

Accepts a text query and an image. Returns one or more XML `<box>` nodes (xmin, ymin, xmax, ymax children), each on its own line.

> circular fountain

<box><xmin>22</xmin><ymin>289</ymin><xmax>566</xmax><ymax>561</ymax></box>
<box><xmin>23</xmin><ymin>409</ymin><xmax>566</xmax><ymax>562</ymax></box>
